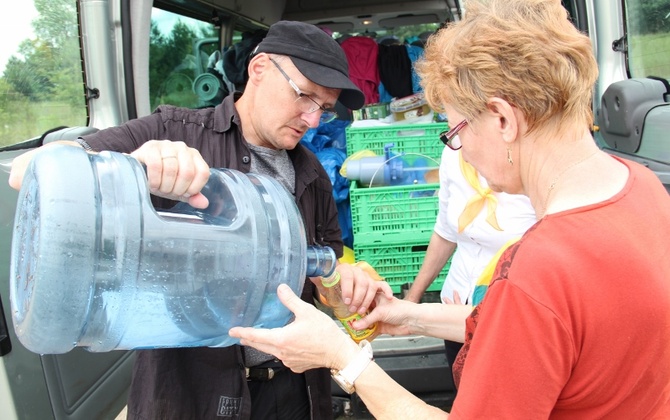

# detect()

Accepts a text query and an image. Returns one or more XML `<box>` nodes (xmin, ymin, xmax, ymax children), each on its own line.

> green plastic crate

<box><xmin>354</xmin><ymin>240</ymin><xmax>451</xmax><ymax>294</ymax></box>
<box><xmin>350</xmin><ymin>181</ymin><xmax>439</xmax><ymax>242</ymax></box>
<box><xmin>346</xmin><ymin>122</ymin><xmax>448</xmax><ymax>160</ymax></box>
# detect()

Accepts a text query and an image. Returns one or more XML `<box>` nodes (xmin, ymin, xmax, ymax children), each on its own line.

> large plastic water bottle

<box><xmin>10</xmin><ymin>145</ymin><xmax>337</xmax><ymax>354</ymax></box>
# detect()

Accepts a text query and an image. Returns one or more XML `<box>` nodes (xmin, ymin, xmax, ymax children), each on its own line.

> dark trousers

<box><xmin>247</xmin><ymin>362</ymin><xmax>311</xmax><ymax>420</ymax></box>
<box><xmin>444</xmin><ymin>340</ymin><xmax>463</xmax><ymax>392</ymax></box>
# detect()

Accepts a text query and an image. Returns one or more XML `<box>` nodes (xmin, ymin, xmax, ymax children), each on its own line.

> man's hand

<box><xmin>9</xmin><ymin>140</ymin><xmax>211</xmax><ymax>209</ymax></box>
<box><xmin>130</xmin><ymin>140</ymin><xmax>210</xmax><ymax>208</ymax></box>
<box><xmin>313</xmin><ymin>263</ymin><xmax>394</xmax><ymax>315</ymax></box>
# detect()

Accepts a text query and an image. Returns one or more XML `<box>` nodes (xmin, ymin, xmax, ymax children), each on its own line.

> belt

<box><xmin>245</xmin><ymin>366</ymin><xmax>278</xmax><ymax>381</ymax></box>
<box><xmin>245</xmin><ymin>359</ymin><xmax>286</xmax><ymax>381</ymax></box>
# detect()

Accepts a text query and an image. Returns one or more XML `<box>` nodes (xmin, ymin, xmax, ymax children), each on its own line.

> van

<box><xmin>1</xmin><ymin>1</ymin><xmax>668</xmax><ymax>418</ymax></box>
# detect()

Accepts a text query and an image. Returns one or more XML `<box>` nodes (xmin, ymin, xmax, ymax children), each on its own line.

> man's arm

<box><xmin>8</xmin><ymin>140</ymin><xmax>81</xmax><ymax>190</ymax></box>
<box><xmin>9</xmin><ymin>140</ymin><xmax>211</xmax><ymax>209</ymax></box>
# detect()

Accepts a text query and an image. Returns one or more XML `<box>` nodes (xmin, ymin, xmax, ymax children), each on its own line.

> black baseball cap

<box><xmin>253</xmin><ymin>21</ymin><xmax>365</xmax><ymax>110</ymax></box>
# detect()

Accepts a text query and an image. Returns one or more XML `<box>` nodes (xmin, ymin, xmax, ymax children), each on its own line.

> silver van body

<box><xmin>1</xmin><ymin>0</ymin><xmax>667</xmax><ymax>418</ymax></box>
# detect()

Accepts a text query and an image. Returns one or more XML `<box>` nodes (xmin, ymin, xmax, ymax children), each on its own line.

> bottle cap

<box><xmin>321</xmin><ymin>271</ymin><xmax>341</xmax><ymax>288</ymax></box>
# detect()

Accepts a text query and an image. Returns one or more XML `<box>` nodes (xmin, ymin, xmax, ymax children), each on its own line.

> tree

<box><xmin>626</xmin><ymin>0</ymin><xmax>670</xmax><ymax>35</ymax></box>
<box><xmin>2</xmin><ymin>0</ymin><xmax>80</xmax><ymax>104</ymax></box>
<box><xmin>149</xmin><ymin>18</ymin><xmax>218</xmax><ymax>109</ymax></box>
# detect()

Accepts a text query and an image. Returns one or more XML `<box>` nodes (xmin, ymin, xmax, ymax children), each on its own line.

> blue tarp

<box><xmin>300</xmin><ymin>119</ymin><xmax>353</xmax><ymax>247</ymax></box>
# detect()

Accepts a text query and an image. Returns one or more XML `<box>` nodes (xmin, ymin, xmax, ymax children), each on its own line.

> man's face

<box><xmin>256</xmin><ymin>56</ymin><xmax>341</xmax><ymax>151</ymax></box>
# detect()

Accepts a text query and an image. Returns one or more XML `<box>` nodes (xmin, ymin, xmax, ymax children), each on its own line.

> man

<box><xmin>10</xmin><ymin>20</ymin><xmax>392</xmax><ymax>419</ymax></box>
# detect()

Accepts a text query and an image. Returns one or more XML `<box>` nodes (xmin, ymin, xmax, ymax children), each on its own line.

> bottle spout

<box><xmin>305</xmin><ymin>245</ymin><xmax>337</xmax><ymax>277</ymax></box>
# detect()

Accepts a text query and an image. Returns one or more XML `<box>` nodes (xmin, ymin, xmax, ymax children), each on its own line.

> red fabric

<box><xmin>340</xmin><ymin>36</ymin><xmax>379</xmax><ymax>105</ymax></box>
<box><xmin>451</xmin><ymin>157</ymin><xmax>670</xmax><ymax>419</ymax></box>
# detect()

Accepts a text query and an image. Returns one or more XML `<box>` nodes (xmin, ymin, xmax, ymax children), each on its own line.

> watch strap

<box><xmin>331</xmin><ymin>339</ymin><xmax>373</xmax><ymax>393</ymax></box>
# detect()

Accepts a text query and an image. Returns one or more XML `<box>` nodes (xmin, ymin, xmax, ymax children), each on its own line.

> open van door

<box><xmin>588</xmin><ymin>0</ymin><xmax>670</xmax><ymax>194</ymax></box>
<box><xmin>0</xmin><ymin>1</ymin><xmax>137</xmax><ymax>418</ymax></box>
<box><xmin>1</xmin><ymin>149</ymin><xmax>135</xmax><ymax>420</ymax></box>
<box><xmin>1</xmin><ymin>0</ymin><xmax>288</xmax><ymax>417</ymax></box>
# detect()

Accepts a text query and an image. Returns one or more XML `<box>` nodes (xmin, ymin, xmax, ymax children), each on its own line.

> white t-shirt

<box><xmin>435</xmin><ymin>147</ymin><xmax>537</xmax><ymax>303</ymax></box>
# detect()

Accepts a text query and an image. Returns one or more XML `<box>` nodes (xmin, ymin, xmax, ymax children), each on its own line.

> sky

<box><xmin>1</xmin><ymin>1</ymin><xmax>38</xmax><ymax>73</ymax></box>
<box><xmin>0</xmin><ymin>5</ymin><xmax>202</xmax><ymax>74</ymax></box>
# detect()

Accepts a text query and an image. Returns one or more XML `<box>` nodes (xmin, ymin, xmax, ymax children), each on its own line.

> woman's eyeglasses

<box><xmin>439</xmin><ymin>119</ymin><xmax>468</xmax><ymax>150</ymax></box>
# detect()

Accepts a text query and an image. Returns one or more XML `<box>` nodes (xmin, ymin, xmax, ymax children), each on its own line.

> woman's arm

<box><xmin>229</xmin><ymin>284</ymin><xmax>450</xmax><ymax>419</ymax></box>
<box><xmin>352</xmin><ymin>295</ymin><xmax>471</xmax><ymax>343</ymax></box>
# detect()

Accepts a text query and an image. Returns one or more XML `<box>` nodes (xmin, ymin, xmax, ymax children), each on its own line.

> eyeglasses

<box><xmin>269</xmin><ymin>57</ymin><xmax>338</xmax><ymax>124</ymax></box>
<box><xmin>439</xmin><ymin>119</ymin><xmax>468</xmax><ymax>150</ymax></box>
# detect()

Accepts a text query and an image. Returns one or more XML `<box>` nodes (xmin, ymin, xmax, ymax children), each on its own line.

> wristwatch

<box><xmin>330</xmin><ymin>340</ymin><xmax>374</xmax><ymax>394</ymax></box>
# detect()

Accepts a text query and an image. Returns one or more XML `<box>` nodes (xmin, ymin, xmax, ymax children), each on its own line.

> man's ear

<box><xmin>487</xmin><ymin>97</ymin><xmax>518</xmax><ymax>145</ymax></box>
<box><xmin>246</xmin><ymin>54</ymin><xmax>269</xmax><ymax>85</ymax></box>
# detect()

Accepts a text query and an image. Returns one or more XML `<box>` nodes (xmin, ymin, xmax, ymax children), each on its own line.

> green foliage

<box><xmin>4</xmin><ymin>39</ymin><xmax>57</xmax><ymax>101</ymax></box>
<box><xmin>33</xmin><ymin>0</ymin><xmax>79</xmax><ymax>42</ymax></box>
<box><xmin>0</xmin><ymin>0</ymin><xmax>84</xmax><ymax>146</ymax></box>
<box><xmin>4</xmin><ymin>0</ymin><xmax>80</xmax><ymax>101</ymax></box>
<box><xmin>626</xmin><ymin>0</ymin><xmax>670</xmax><ymax>35</ymax></box>
<box><xmin>149</xmin><ymin>19</ymin><xmax>218</xmax><ymax>110</ymax></box>
<box><xmin>387</xmin><ymin>23</ymin><xmax>441</xmax><ymax>44</ymax></box>
<box><xmin>0</xmin><ymin>0</ymin><xmax>222</xmax><ymax>146</ymax></box>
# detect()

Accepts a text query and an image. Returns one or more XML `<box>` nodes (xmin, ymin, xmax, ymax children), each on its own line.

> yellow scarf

<box><xmin>472</xmin><ymin>237</ymin><xmax>520</xmax><ymax>306</ymax></box>
<box><xmin>457</xmin><ymin>151</ymin><xmax>502</xmax><ymax>233</ymax></box>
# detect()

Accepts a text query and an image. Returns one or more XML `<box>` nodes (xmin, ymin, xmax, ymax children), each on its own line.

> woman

<box><xmin>230</xmin><ymin>0</ymin><xmax>670</xmax><ymax>417</ymax></box>
<box><xmin>405</xmin><ymin>146</ymin><xmax>537</xmax><ymax>389</ymax></box>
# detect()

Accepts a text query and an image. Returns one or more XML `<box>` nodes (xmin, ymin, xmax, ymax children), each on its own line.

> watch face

<box><xmin>331</xmin><ymin>369</ymin><xmax>355</xmax><ymax>394</ymax></box>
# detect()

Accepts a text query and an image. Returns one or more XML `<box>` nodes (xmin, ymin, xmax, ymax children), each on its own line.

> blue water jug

<box><xmin>10</xmin><ymin>145</ymin><xmax>336</xmax><ymax>354</ymax></box>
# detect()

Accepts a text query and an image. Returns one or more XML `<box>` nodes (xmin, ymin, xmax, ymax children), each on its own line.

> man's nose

<box><xmin>302</xmin><ymin>111</ymin><xmax>322</xmax><ymax>128</ymax></box>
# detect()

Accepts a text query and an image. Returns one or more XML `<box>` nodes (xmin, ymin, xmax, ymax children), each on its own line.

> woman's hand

<box><xmin>351</xmin><ymin>295</ymin><xmax>415</xmax><ymax>337</ymax></box>
<box><xmin>229</xmin><ymin>284</ymin><xmax>360</xmax><ymax>372</ymax></box>
<box><xmin>442</xmin><ymin>290</ymin><xmax>463</xmax><ymax>305</ymax></box>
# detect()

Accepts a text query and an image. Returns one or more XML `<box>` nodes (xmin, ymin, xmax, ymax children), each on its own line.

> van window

<box><xmin>150</xmin><ymin>8</ymin><xmax>219</xmax><ymax>110</ymax></box>
<box><xmin>625</xmin><ymin>0</ymin><xmax>670</xmax><ymax>79</ymax></box>
<box><xmin>0</xmin><ymin>0</ymin><xmax>85</xmax><ymax>147</ymax></box>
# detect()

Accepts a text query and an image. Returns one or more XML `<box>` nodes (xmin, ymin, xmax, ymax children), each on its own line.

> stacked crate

<box><xmin>346</xmin><ymin>122</ymin><xmax>451</xmax><ymax>293</ymax></box>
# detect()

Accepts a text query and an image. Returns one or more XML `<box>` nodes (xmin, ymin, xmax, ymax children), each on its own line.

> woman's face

<box><xmin>443</xmin><ymin>104</ymin><xmax>516</xmax><ymax>194</ymax></box>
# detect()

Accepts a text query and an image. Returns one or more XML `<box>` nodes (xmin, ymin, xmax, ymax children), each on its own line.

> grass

<box><xmin>628</xmin><ymin>32</ymin><xmax>670</xmax><ymax>79</ymax></box>
<box><xmin>0</xmin><ymin>100</ymin><xmax>87</xmax><ymax>148</ymax></box>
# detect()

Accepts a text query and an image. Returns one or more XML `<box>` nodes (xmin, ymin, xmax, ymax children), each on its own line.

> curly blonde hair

<box><xmin>417</xmin><ymin>0</ymin><xmax>598</xmax><ymax>133</ymax></box>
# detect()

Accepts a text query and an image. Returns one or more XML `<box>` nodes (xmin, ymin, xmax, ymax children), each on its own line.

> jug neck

<box><xmin>305</xmin><ymin>245</ymin><xmax>337</xmax><ymax>278</ymax></box>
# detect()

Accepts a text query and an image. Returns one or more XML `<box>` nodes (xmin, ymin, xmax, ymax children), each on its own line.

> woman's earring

<box><xmin>507</xmin><ymin>148</ymin><xmax>513</xmax><ymax>165</ymax></box>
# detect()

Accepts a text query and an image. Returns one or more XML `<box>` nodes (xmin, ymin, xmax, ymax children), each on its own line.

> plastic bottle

<box><xmin>10</xmin><ymin>145</ymin><xmax>337</xmax><ymax>354</ymax></box>
<box><xmin>319</xmin><ymin>271</ymin><xmax>379</xmax><ymax>343</ymax></box>
<box><xmin>345</xmin><ymin>143</ymin><xmax>436</xmax><ymax>187</ymax></box>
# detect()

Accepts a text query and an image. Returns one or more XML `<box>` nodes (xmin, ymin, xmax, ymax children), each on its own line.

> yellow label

<box><xmin>337</xmin><ymin>313</ymin><xmax>377</xmax><ymax>342</ymax></box>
